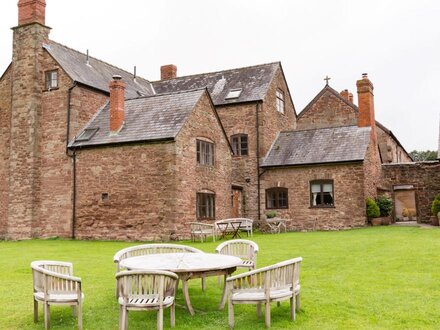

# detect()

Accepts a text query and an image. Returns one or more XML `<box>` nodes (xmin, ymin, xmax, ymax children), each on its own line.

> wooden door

<box><xmin>231</xmin><ymin>188</ymin><xmax>243</xmax><ymax>218</ymax></box>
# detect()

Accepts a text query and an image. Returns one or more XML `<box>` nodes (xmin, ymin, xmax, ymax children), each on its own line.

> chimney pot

<box><xmin>109</xmin><ymin>76</ymin><xmax>126</xmax><ymax>132</ymax></box>
<box><xmin>362</xmin><ymin>73</ymin><xmax>368</xmax><ymax>79</ymax></box>
<box><xmin>340</xmin><ymin>89</ymin><xmax>350</xmax><ymax>101</ymax></box>
<box><xmin>160</xmin><ymin>64</ymin><xmax>177</xmax><ymax>80</ymax></box>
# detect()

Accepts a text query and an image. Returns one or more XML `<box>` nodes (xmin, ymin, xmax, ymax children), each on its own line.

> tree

<box><xmin>409</xmin><ymin>150</ymin><xmax>438</xmax><ymax>161</ymax></box>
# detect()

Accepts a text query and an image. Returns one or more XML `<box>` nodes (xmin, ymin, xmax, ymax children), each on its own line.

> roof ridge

<box><xmin>125</xmin><ymin>87</ymin><xmax>207</xmax><ymax>101</ymax></box>
<box><xmin>151</xmin><ymin>61</ymin><xmax>281</xmax><ymax>83</ymax></box>
<box><xmin>280</xmin><ymin>125</ymin><xmax>369</xmax><ymax>134</ymax></box>
<box><xmin>48</xmin><ymin>40</ymin><xmax>151</xmax><ymax>84</ymax></box>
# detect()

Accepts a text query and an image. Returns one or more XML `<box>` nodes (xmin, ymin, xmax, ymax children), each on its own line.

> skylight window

<box><xmin>225</xmin><ymin>89</ymin><xmax>242</xmax><ymax>99</ymax></box>
<box><xmin>76</xmin><ymin>128</ymin><xmax>99</xmax><ymax>142</ymax></box>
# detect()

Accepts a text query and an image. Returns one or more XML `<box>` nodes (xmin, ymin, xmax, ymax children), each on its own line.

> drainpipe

<box><xmin>66</xmin><ymin>82</ymin><xmax>77</xmax><ymax>238</ymax></box>
<box><xmin>256</xmin><ymin>102</ymin><xmax>261</xmax><ymax>220</ymax></box>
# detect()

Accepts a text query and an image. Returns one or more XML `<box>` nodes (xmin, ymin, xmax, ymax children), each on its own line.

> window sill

<box><xmin>309</xmin><ymin>206</ymin><xmax>336</xmax><ymax>209</ymax></box>
<box><xmin>43</xmin><ymin>87</ymin><xmax>59</xmax><ymax>92</ymax></box>
<box><xmin>266</xmin><ymin>207</ymin><xmax>288</xmax><ymax>210</ymax></box>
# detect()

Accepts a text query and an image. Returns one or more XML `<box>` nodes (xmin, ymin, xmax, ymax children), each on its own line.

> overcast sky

<box><xmin>1</xmin><ymin>0</ymin><xmax>439</xmax><ymax>151</ymax></box>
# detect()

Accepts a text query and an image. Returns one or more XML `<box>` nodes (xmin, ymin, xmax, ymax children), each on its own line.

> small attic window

<box><xmin>45</xmin><ymin>70</ymin><xmax>58</xmax><ymax>90</ymax></box>
<box><xmin>76</xmin><ymin>128</ymin><xmax>99</xmax><ymax>142</ymax></box>
<box><xmin>225</xmin><ymin>89</ymin><xmax>242</xmax><ymax>100</ymax></box>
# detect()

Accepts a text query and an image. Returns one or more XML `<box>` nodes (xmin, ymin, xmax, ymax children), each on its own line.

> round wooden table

<box><xmin>120</xmin><ymin>253</ymin><xmax>242</xmax><ymax>315</ymax></box>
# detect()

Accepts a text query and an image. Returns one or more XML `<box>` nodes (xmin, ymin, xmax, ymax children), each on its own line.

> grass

<box><xmin>1</xmin><ymin>226</ymin><xmax>440</xmax><ymax>329</ymax></box>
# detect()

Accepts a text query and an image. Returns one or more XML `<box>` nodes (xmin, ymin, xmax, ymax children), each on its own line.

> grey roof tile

<box><xmin>152</xmin><ymin>62</ymin><xmax>280</xmax><ymax>105</ymax></box>
<box><xmin>44</xmin><ymin>41</ymin><xmax>155</xmax><ymax>99</ymax></box>
<box><xmin>69</xmin><ymin>89</ymin><xmax>206</xmax><ymax>148</ymax></box>
<box><xmin>262</xmin><ymin>125</ymin><xmax>371</xmax><ymax>167</ymax></box>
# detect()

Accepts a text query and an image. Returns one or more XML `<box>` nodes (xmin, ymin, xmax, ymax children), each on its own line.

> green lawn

<box><xmin>1</xmin><ymin>226</ymin><xmax>440</xmax><ymax>329</ymax></box>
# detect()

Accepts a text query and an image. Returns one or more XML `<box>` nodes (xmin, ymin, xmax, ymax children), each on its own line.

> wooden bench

<box><xmin>226</xmin><ymin>257</ymin><xmax>302</xmax><ymax>328</ymax></box>
<box><xmin>31</xmin><ymin>260</ymin><xmax>83</xmax><ymax>329</ymax></box>
<box><xmin>189</xmin><ymin>222</ymin><xmax>216</xmax><ymax>242</ymax></box>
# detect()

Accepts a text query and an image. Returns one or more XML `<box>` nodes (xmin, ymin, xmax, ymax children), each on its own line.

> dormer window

<box><xmin>276</xmin><ymin>89</ymin><xmax>285</xmax><ymax>114</ymax></box>
<box><xmin>225</xmin><ymin>89</ymin><xmax>242</xmax><ymax>100</ymax></box>
<box><xmin>45</xmin><ymin>70</ymin><xmax>58</xmax><ymax>90</ymax></box>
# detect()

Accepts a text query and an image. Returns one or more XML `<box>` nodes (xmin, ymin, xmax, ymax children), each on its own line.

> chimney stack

<box><xmin>18</xmin><ymin>0</ymin><xmax>46</xmax><ymax>26</ymax></box>
<box><xmin>348</xmin><ymin>92</ymin><xmax>354</xmax><ymax>103</ymax></box>
<box><xmin>109</xmin><ymin>75</ymin><xmax>125</xmax><ymax>133</ymax></box>
<box><xmin>356</xmin><ymin>73</ymin><xmax>376</xmax><ymax>142</ymax></box>
<box><xmin>340</xmin><ymin>89</ymin><xmax>350</xmax><ymax>101</ymax></box>
<box><xmin>160</xmin><ymin>64</ymin><xmax>177</xmax><ymax>80</ymax></box>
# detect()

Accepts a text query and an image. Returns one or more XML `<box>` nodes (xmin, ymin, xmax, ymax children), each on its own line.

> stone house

<box><xmin>2</xmin><ymin>0</ymin><xmax>432</xmax><ymax>240</ymax></box>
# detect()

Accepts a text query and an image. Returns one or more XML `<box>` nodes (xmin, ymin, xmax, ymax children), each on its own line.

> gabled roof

<box><xmin>44</xmin><ymin>41</ymin><xmax>155</xmax><ymax>99</ymax></box>
<box><xmin>261</xmin><ymin>125</ymin><xmax>371</xmax><ymax>167</ymax></box>
<box><xmin>298</xmin><ymin>84</ymin><xmax>358</xmax><ymax>119</ymax></box>
<box><xmin>152</xmin><ymin>62</ymin><xmax>280</xmax><ymax>106</ymax></box>
<box><xmin>69</xmin><ymin>88</ymin><xmax>207</xmax><ymax>148</ymax></box>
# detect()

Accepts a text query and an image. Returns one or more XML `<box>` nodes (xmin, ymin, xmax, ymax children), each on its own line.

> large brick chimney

<box><xmin>356</xmin><ymin>73</ymin><xmax>376</xmax><ymax>142</ymax></box>
<box><xmin>109</xmin><ymin>75</ymin><xmax>126</xmax><ymax>132</ymax></box>
<box><xmin>18</xmin><ymin>0</ymin><xmax>46</xmax><ymax>26</ymax></box>
<box><xmin>161</xmin><ymin>64</ymin><xmax>177</xmax><ymax>80</ymax></box>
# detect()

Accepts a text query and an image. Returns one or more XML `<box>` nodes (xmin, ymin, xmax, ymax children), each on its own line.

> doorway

<box><xmin>231</xmin><ymin>187</ymin><xmax>243</xmax><ymax>218</ymax></box>
<box><xmin>393</xmin><ymin>185</ymin><xmax>417</xmax><ymax>222</ymax></box>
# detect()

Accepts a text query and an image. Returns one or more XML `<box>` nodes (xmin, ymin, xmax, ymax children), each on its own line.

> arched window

<box><xmin>231</xmin><ymin>134</ymin><xmax>248</xmax><ymax>156</ymax></box>
<box><xmin>266</xmin><ymin>187</ymin><xmax>288</xmax><ymax>209</ymax></box>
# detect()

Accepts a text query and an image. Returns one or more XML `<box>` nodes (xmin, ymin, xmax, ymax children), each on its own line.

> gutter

<box><xmin>256</xmin><ymin>102</ymin><xmax>262</xmax><ymax>220</ymax></box>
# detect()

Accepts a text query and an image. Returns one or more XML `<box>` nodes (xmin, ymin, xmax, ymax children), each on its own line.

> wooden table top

<box><xmin>119</xmin><ymin>253</ymin><xmax>242</xmax><ymax>273</ymax></box>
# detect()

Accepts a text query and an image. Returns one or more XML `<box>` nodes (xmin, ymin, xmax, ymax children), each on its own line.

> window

<box><xmin>231</xmin><ymin>134</ymin><xmax>248</xmax><ymax>156</ymax></box>
<box><xmin>276</xmin><ymin>89</ymin><xmax>285</xmax><ymax>114</ymax></box>
<box><xmin>76</xmin><ymin>128</ymin><xmax>99</xmax><ymax>142</ymax></box>
<box><xmin>197</xmin><ymin>192</ymin><xmax>215</xmax><ymax>219</ymax></box>
<box><xmin>266</xmin><ymin>188</ymin><xmax>288</xmax><ymax>209</ymax></box>
<box><xmin>197</xmin><ymin>139</ymin><xmax>214</xmax><ymax>166</ymax></box>
<box><xmin>225</xmin><ymin>88</ymin><xmax>242</xmax><ymax>99</ymax></box>
<box><xmin>45</xmin><ymin>70</ymin><xmax>58</xmax><ymax>90</ymax></box>
<box><xmin>310</xmin><ymin>181</ymin><xmax>334</xmax><ymax>207</ymax></box>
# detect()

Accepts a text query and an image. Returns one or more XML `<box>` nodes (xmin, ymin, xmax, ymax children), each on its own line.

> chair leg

<box><xmin>77</xmin><ymin>302</ymin><xmax>83</xmax><ymax>330</ymax></box>
<box><xmin>33</xmin><ymin>299</ymin><xmax>38</xmax><ymax>323</ymax></box>
<box><xmin>201</xmin><ymin>277</ymin><xmax>206</xmax><ymax>292</ymax></box>
<box><xmin>290</xmin><ymin>296</ymin><xmax>296</xmax><ymax>321</ymax></box>
<box><xmin>157</xmin><ymin>307</ymin><xmax>164</xmax><ymax>330</ymax></box>
<box><xmin>228</xmin><ymin>299</ymin><xmax>234</xmax><ymax>329</ymax></box>
<box><xmin>121</xmin><ymin>307</ymin><xmax>128</xmax><ymax>330</ymax></box>
<box><xmin>44</xmin><ymin>303</ymin><xmax>50</xmax><ymax>330</ymax></box>
<box><xmin>256</xmin><ymin>303</ymin><xmax>262</xmax><ymax>318</ymax></box>
<box><xmin>72</xmin><ymin>305</ymin><xmax>77</xmax><ymax>317</ymax></box>
<box><xmin>296</xmin><ymin>292</ymin><xmax>300</xmax><ymax>311</ymax></box>
<box><xmin>119</xmin><ymin>305</ymin><xmax>123</xmax><ymax>330</ymax></box>
<box><xmin>265</xmin><ymin>302</ymin><xmax>271</xmax><ymax>328</ymax></box>
<box><xmin>170</xmin><ymin>302</ymin><xmax>175</xmax><ymax>328</ymax></box>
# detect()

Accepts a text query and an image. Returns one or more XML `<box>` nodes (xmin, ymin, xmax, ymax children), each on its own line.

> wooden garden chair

<box><xmin>114</xmin><ymin>244</ymin><xmax>206</xmax><ymax>295</ymax></box>
<box><xmin>116</xmin><ymin>270</ymin><xmax>178</xmax><ymax>330</ymax></box>
<box><xmin>31</xmin><ymin>260</ymin><xmax>83</xmax><ymax>330</ymax></box>
<box><xmin>216</xmin><ymin>239</ymin><xmax>259</xmax><ymax>272</ymax></box>
<box><xmin>226</xmin><ymin>257</ymin><xmax>302</xmax><ymax>328</ymax></box>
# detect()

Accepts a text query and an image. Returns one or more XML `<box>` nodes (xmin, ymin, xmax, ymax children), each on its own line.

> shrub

<box><xmin>375</xmin><ymin>195</ymin><xmax>393</xmax><ymax>217</ymax></box>
<box><xmin>432</xmin><ymin>195</ymin><xmax>440</xmax><ymax>216</ymax></box>
<box><xmin>266</xmin><ymin>211</ymin><xmax>277</xmax><ymax>219</ymax></box>
<box><xmin>366</xmin><ymin>198</ymin><xmax>380</xmax><ymax>218</ymax></box>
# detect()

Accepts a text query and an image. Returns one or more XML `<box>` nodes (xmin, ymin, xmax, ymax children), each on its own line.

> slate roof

<box><xmin>69</xmin><ymin>89</ymin><xmax>207</xmax><ymax>148</ymax></box>
<box><xmin>44</xmin><ymin>41</ymin><xmax>155</xmax><ymax>99</ymax></box>
<box><xmin>261</xmin><ymin>125</ymin><xmax>372</xmax><ymax>167</ymax></box>
<box><xmin>152</xmin><ymin>62</ymin><xmax>280</xmax><ymax>105</ymax></box>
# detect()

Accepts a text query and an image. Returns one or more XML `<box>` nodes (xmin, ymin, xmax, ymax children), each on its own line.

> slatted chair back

<box><xmin>189</xmin><ymin>222</ymin><xmax>216</xmax><ymax>242</ymax></box>
<box><xmin>216</xmin><ymin>239</ymin><xmax>259</xmax><ymax>268</ymax></box>
<box><xmin>114</xmin><ymin>244</ymin><xmax>204</xmax><ymax>272</ymax></box>
<box><xmin>226</xmin><ymin>257</ymin><xmax>302</xmax><ymax>328</ymax></box>
<box><xmin>116</xmin><ymin>270</ymin><xmax>179</xmax><ymax>330</ymax></box>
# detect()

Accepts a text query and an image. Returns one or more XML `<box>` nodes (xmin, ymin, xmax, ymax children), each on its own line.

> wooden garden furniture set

<box><xmin>190</xmin><ymin>218</ymin><xmax>254</xmax><ymax>242</ymax></box>
<box><xmin>31</xmin><ymin>240</ymin><xmax>301</xmax><ymax>329</ymax></box>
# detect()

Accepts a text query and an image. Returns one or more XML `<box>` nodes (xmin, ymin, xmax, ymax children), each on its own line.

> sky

<box><xmin>1</xmin><ymin>0</ymin><xmax>439</xmax><ymax>151</ymax></box>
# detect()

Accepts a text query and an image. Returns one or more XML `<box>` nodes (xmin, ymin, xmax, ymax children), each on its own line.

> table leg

<box><xmin>218</xmin><ymin>271</ymin><xmax>228</xmax><ymax>310</ymax></box>
<box><xmin>181</xmin><ymin>276</ymin><xmax>195</xmax><ymax>316</ymax></box>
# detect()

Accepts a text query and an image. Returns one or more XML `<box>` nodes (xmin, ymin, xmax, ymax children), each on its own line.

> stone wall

<box><xmin>260</xmin><ymin>161</ymin><xmax>367</xmax><ymax>231</ymax></box>
<box><xmin>297</xmin><ymin>89</ymin><xmax>357</xmax><ymax>130</ymax></box>
<box><xmin>174</xmin><ymin>92</ymin><xmax>232</xmax><ymax>237</ymax></box>
<box><xmin>74</xmin><ymin>143</ymin><xmax>178</xmax><ymax>241</ymax></box>
<box><xmin>0</xmin><ymin>66</ymin><xmax>12</xmax><ymax>238</ymax></box>
<box><xmin>381</xmin><ymin>161</ymin><xmax>440</xmax><ymax>223</ymax></box>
